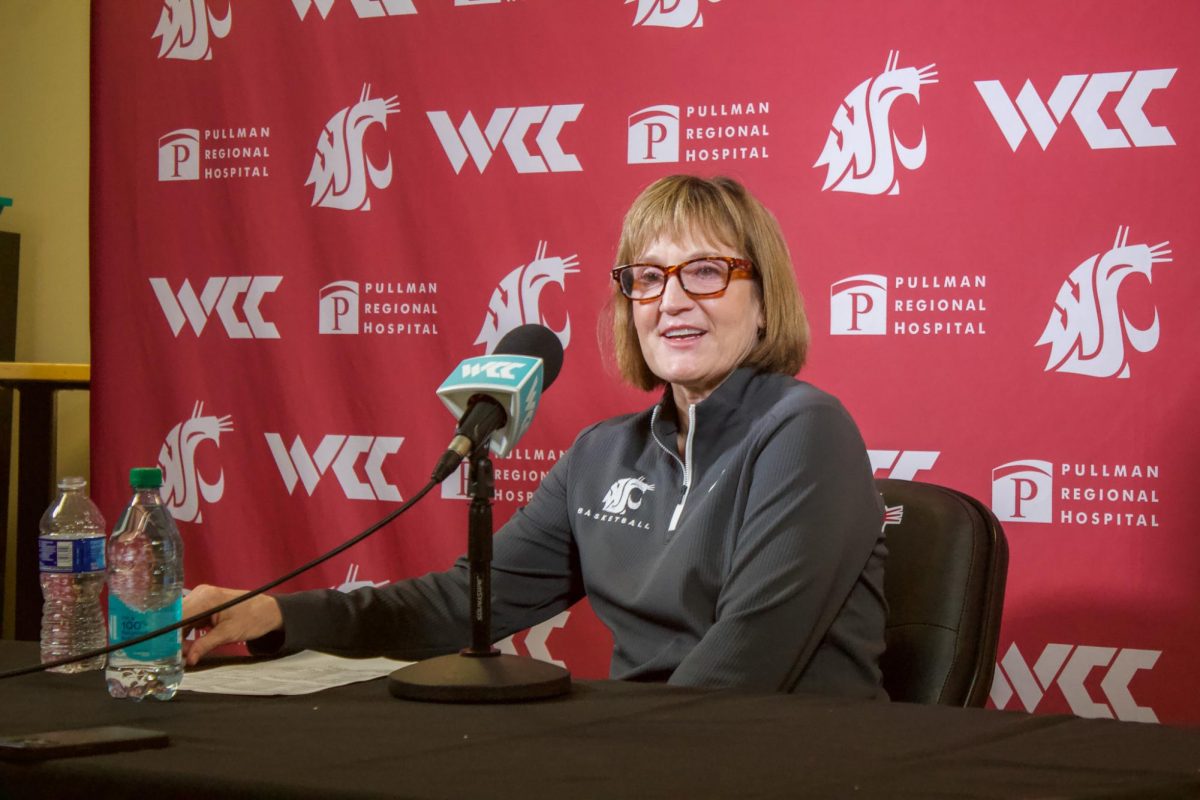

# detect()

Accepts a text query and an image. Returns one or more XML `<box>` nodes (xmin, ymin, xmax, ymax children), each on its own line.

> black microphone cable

<box><xmin>0</xmin><ymin>478</ymin><xmax>439</xmax><ymax>681</ymax></box>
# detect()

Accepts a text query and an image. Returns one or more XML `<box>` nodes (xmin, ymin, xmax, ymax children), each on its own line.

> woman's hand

<box><xmin>181</xmin><ymin>584</ymin><xmax>284</xmax><ymax>666</ymax></box>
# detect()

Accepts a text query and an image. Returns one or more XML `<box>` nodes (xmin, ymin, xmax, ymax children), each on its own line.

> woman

<box><xmin>183</xmin><ymin>175</ymin><xmax>887</xmax><ymax>698</ymax></box>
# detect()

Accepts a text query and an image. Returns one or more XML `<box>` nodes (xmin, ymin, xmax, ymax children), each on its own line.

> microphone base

<box><xmin>387</xmin><ymin>651</ymin><xmax>571</xmax><ymax>703</ymax></box>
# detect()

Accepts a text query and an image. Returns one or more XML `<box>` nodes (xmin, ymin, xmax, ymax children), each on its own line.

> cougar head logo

<box><xmin>1036</xmin><ymin>227</ymin><xmax>1171</xmax><ymax>379</ymax></box>
<box><xmin>152</xmin><ymin>0</ymin><xmax>232</xmax><ymax>61</ymax></box>
<box><xmin>602</xmin><ymin>477</ymin><xmax>656</xmax><ymax>515</ymax></box>
<box><xmin>814</xmin><ymin>51</ymin><xmax>938</xmax><ymax>196</ymax></box>
<box><xmin>158</xmin><ymin>402</ymin><xmax>234</xmax><ymax>523</ymax></box>
<box><xmin>626</xmin><ymin>0</ymin><xmax>717</xmax><ymax>28</ymax></box>
<box><xmin>475</xmin><ymin>241</ymin><xmax>579</xmax><ymax>354</ymax></box>
<box><xmin>306</xmin><ymin>84</ymin><xmax>400</xmax><ymax>212</ymax></box>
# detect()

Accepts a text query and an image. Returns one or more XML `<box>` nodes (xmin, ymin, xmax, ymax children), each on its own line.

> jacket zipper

<box><xmin>651</xmin><ymin>404</ymin><xmax>696</xmax><ymax>533</ymax></box>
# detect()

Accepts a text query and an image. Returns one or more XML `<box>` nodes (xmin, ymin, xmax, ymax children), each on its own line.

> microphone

<box><xmin>431</xmin><ymin>324</ymin><xmax>564</xmax><ymax>482</ymax></box>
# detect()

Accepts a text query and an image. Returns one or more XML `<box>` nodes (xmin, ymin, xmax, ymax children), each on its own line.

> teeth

<box><xmin>664</xmin><ymin>329</ymin><xmax>703</xmax><ymax>338</ymax></box>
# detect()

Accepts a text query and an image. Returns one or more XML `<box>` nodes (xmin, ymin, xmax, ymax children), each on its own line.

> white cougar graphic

<box><xmin>152</xmin><ymin>0</ymin><xmax>232</xmax><ymax>61</ymax></box>
<box><xmin>1036</xmin><ymin>227</ymin><xmax>1171</xmax><ymax>379</ymax></box>
<box><xmin>626</xmin><ymin>0</ymin><xmax>718</xmax><ymax>28</ymax></box>
<box><xmin>602</xmin><ymin>477</ymin><xmax>655</xmax><ymax>514</ymax></box>
<box><xmin>475</xmin><ymin>242</ymin><xmax>579</xmax><ymax>354</ymax></box>
<box><xmin>306</xmin><ymin>84</ymin><xmax>400</xmax><ymax>212</ymax></box>
<box><xmin>814</xmin><ymin>51</ymin><xmax>938</xmax><ymax>196</ymax></box>
<box><xmin>333</xmin><ymin>564</ymin><xmax>388</xmax><ymax>593</ymax></box>
<box><xmin>158</xmin><ymin>402</ymin><xmax>234</xmax><ymax>523</ymax></box>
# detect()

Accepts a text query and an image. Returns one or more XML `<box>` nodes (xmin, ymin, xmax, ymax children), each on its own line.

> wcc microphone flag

<box><xmin>436</xmin><ymin>355</ymin><xmax>544</xmax><ymax>458</ymax></box>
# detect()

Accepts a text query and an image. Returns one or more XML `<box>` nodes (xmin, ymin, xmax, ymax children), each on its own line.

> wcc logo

<box><xmin>830</xmin><ymin>275</ymin><xmax>887</xmax><ymax>335</ymax></box>
<box><xmin>814</xmin><ymin>51</ymin><xmax>938</xmax><ymax>196</ymax></box>
<box><xmin>1036</xmin><ymin>228</ymin><xmax>1171</xmax><ymax>379</ymax></box>
<box><xmin>869</xmin><ymin>450</ymin><xmax>939</xmax><ymax>481</ymax></box>
<box><xmin>990</xmin><ymin>642</ymin><xmax>1161</xmax><ymax>723</ymax></box>
<box><xmin>628</xmin><ymin>105</ymin><xmax>680</xmax><ymax>164</ymax></box>
<box><xmin>150</xmin><ymin>276</ymin><xmax>282</xmax><ymax>339</ymax></box>
<box><xmin>627</xmin><ymin>0</ymin><xmax>719</xmax><ymax>28</ymax></box>
<box><xmin>158</xmin><ymin>402</ymin><xmax>233</xmax><ymax>524</ymax></box>
<box><xmin>602</xmin><ymin>477</ymin><xmax>655</xmax><ymax>514</ymax></box>
<box><xmin>975</xmin><ymin>69</ymin><xmax>1176</xmax><ymax>151</ymax></box>
<box><xmin>159</xmin><ymin>129</ymin><xmax>200</xmax><ymax>181</ymax></box>
<box><xmin>292</xmin><ymin>0</ymin><xmax>416</xmax><ymax>19</ymax></box>
<box><xmin>153</xmin><ymin>0</ymin><xmax>231</xmax><ymax>61</ymax></box>
<box><xmin>428</xmin><ymin>105</ymin><xmax>584</xmax><ymax>174</ymax></box>
<box><xmin>265</xmin><ymin>433</ymin><xmax>404</xmax><ymax>501</ymax></box>
<box><xmin>991</xmin><ymin>460</ymin><xmax>1052</xmax><ymax>523</ymax></box>
<box><xmin>307</xmin><ymin>85</ymin><xmax>400</xmax><ymax>212</ymax></box>
<box><xmin>475</xmin><ymin>242</ymin><xmax>579</xmax><ymax>354</ymax></box>
<box><xmin>496</xmin><ymin>611</ymin><xmax>571</xmax><ymax>668</ymax></box>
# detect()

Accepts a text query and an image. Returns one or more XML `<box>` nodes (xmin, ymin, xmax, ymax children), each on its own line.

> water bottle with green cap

<box><xmin>106</xmin><ymin>467</ymin><xmax>185</xmax><ymax>700</ymax></box>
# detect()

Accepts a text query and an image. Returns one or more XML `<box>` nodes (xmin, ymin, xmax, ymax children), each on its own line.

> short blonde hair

<box><xmin>608</xmin><ymin>175</ymin><xmax>808</xmax><ymax>390</ymax></box>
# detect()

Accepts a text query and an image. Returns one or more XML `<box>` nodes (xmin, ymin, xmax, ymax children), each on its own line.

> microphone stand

<box><xmin>388</xmin><ymin>442</ymin><xmax>571</xmax><ymax>702</ymax></box>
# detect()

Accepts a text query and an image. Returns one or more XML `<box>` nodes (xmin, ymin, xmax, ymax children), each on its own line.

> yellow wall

<box><xmin>0</xmin><ymin>1</ymin><xmax>92</xmax><ymax>637</ymax></box>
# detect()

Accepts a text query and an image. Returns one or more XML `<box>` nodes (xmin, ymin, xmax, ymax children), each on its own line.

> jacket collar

<box><xmin>650</xmin><ymin>366</ymin><xmax>759</xmax><ymax>440</ymax></box>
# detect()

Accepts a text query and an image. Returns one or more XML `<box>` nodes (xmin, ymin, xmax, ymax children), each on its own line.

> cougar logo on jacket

<box><xmin>602</xmin><ymin>477</ymin><xmax>656</xmax><ymax>514</ymax></box>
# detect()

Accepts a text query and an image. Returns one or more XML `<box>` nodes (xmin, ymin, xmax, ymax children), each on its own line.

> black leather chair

<box><xmin>876</xmin><ymin>479</ymin><xmax>1008</xmax><ymax>707</ymax></box>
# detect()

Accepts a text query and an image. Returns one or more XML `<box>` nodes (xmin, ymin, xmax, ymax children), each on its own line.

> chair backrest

<box><xmin>876</xmin><ymin>479</ymin><xmax>1008</xmax><ymax>707</ymax></box>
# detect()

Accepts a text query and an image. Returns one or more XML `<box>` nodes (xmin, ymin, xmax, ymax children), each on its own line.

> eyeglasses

<box><xmin>611</xmin><ymin>256</ymin><xmax>754</xmax><ymax>302</ymax></box>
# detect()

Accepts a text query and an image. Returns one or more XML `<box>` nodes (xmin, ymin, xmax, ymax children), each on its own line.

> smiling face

<box><xmin>632</xmin><ymin>232</ymin><xmax>764</xmax><ymax>409</ymax></box>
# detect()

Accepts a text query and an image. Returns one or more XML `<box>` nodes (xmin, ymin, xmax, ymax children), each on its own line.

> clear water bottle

<box><xmin>38</xmin><ymin>477</ymin><xmax>108</xmax><ymax>672</ymax></box>
<box><xmin>106</xmin><ymin>467</ymin><xmax>184</xmax><ymax>701</ymax></box>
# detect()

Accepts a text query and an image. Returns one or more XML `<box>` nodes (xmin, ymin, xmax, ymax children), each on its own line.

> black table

<box><xmin>0</xmin><ymin>641</ymin><xmax>1197</xmax><ymax>799</ymax></box>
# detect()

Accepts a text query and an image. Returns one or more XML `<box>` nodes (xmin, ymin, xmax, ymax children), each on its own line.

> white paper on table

<box><xmin>178</xmin><ymin>650</ymin><xmax>414</xmax><ymax>696</ymax></box>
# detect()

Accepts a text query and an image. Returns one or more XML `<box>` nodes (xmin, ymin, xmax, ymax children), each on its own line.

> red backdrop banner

<box><xmin>91</xmin><ymin>0</ymin><xmax>1200</xmax><ymax>723</ymax></box>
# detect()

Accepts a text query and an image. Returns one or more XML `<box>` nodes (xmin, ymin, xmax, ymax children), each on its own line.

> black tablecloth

<box><xmin>0</xmin><ymin>641</ymin><xmax>1197</xmax><ymax>799</ymax></box>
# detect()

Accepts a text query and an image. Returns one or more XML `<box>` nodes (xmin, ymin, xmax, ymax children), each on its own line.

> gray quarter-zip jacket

<box><xmin>267</xmin><ymin>368</ymin><xmax>888</xmax><ymax>697</ymax></box>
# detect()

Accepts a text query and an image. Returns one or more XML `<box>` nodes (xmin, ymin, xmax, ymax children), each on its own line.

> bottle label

<box><xmin>108</xmin><ymin>595</ymin><xmax>182</xmax><ymax>661</ymax></box>
<box><xmin>37</xmin><ymin>536</ymin><xmax>106</xmax><ymax>573</ymax></box>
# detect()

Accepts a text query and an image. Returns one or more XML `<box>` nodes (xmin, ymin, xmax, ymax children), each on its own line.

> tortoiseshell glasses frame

<box><xmin>611</xmin><ymin>256</ymin><xmax>755</xmax><ymax>303</ymax></box>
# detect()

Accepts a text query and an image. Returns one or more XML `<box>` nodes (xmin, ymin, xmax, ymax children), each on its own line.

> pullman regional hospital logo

<box><xmin>628</xmin><ymin>106</ymin><xmax>680</xmax><ymax>164</ymax></box>
<box><xmin>992</xmin><ymin>460</ymin><xmax>1053</xmax><ymax>524</ymax></box>
<box><xmin>814</xmin><ymin>51</ymin><xmax>938</xmax><ymax>196</ymax></box>
<box><xmin>627</xmin><ymin>0</ymin><xmax>720</xmax><ymax>28</ymax></box>
<box><xmin>318</xmin><ymin>279</ymin><xmax>439</xmax><ymax>337</ymax></box>
<box><xmin>1036</xmin><ymin>228</ymin><xmax>1171</xmax><ymax>379</ymax></box>
<box><xmin>158</xmin><ymin>126</ymin><xmax>271</xmax><ymax>182</ymax></box>
<box><xmin>830</xmin><ymin>275</ymin><xmax>887</xmax><ymax>334</ymax></box>
<box><xmin>153</xmin><ymin>0</ymin><xmax>232</xmax><ymax>61</ymax></box>
<box><xmin>307</xmin><ymin>85</ymin><xmax>400</xmax><ymax>212</ymax></box>
<box><xmin>159</xmin><ymin>129</ymin><xmax>201</xmax><ymax>181</ymax></box>
<box><xmin>475</xmin><ymin>242</ymin><xmax>579</xmax><ymax>354</ymax></box>
<box><xmin>993</xmin><ymin>459</ymin><xmax>1161</xmax><ymax>529</ymax></box>
<box><xmin>158</xmin><ymin>402</ymin><xmax>234</xmax><ymax>524</ymax></box>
